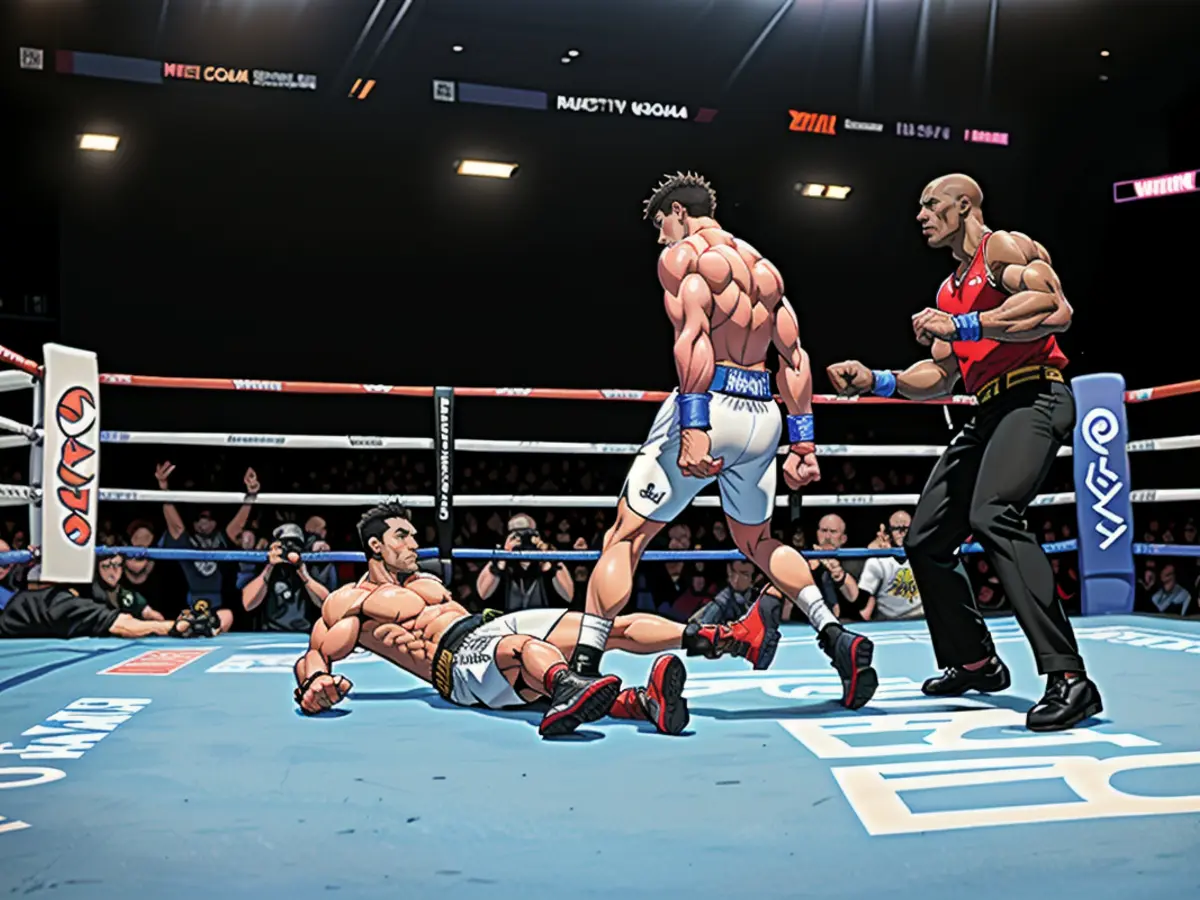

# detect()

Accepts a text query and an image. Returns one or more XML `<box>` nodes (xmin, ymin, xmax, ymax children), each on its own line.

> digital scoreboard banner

<box><xmin>40</xmin><ymin>49</ymin><xmax>317</xmax><ymax>91</ymax></box>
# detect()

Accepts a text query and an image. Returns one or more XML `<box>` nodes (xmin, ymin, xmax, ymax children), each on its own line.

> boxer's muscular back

<box><xmin>659</xmin><ymin>227</ymin><xmax>785</xmax><ymax>367</ymax></box>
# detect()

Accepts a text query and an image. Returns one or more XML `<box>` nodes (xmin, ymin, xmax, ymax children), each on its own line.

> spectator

<box><xmin>302</xmin><ymin>515</ymin><xmax>338</xmax><ymax>594</ymax></box>
<box><xmin>475</xmin><ymin>513</ymin><xmax>573</xmax><ymax>612</ymax></box>
<box><xmin>92</xmin><ymin>555</ymin><xmax>164</xmax><ymax>620</ymax></box>
<box><xmin>798</xmin><ymin>514</ymin><xmax>861</xmax><ymax>620</ymax></box>
<box><xmin>241</xmin><ymin>523</ymin><xmax>331</xmax><ymax>631</ymax></box>
<box><xmin>856</xmin><ymin>510</ymin><xmax>923</xmax><ymax>620</ymax></box>
<box><xmin>639</xmin><ymin>523</ymin><xmax>693</xmax><ymax>615</ymax></box>
<box><xmin>690</xmin><ymin>559</ymin><xmax>759</xmax><ymax>625</ymax></box>
<box><xmin>235</xmin><ymin>529</ymin><xmax>261</xmax><ymax>590</ymax></box>
<box><xmin>0</xmin><ymin>540</ymin><xmax>211</xmax><ymax>640</ymax></box>
<box><xmin>1150</xmin><ymin>564</ymin><xmax>1192</xmax><ymax>616</ymax></box>
<box><xmin>672</xmin><ymin>571</ymin><xmax>715</xmax><ymax>622</ymax></box>
<box><xmin>155</xmin><ymin>461</ymin><xmax>258</xmax><ymax>633</ymax></box>
<box><xmin>1135</xmin><ymin>563</ymin><xmax>1159</xmax><ymax>612</ymax></box>
<box><xmin>122</xmin><ymin>521</ymin><xmax>171</xmax><ymax>614</ymax></box>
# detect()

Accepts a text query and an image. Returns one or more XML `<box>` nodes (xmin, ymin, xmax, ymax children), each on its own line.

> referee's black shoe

<box><xmin>1026</xmin><ymin>672</ymin><xmax>1103</xmax><ymax>732</ymax></box>
<box><xmin>921</xmin><ymin>658</ymin><xmax>1011</xmax><ymax>696</ymax></box>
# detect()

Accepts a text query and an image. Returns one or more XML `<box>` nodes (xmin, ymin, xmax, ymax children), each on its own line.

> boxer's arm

<box><xmin>293</xmin><ymin>614</ymin><xmax>359</xmax><ymax>688</ymax></box>
<box><xmin>661</xmin><ymin>244</ymin><xmax>716</xmax><ymax>398</ymax></box>
<box><xmin>894</xmin><ymin>340</ymin><xmax>961</xmax><ymax>400</ymax></box>
<box><xmin>770</xmin><ymin>294</ymin><xmax>814</xmax><ymax>449</ymax></box>
<box><xmin>979</xmin><ymin>231</ymin><xmax>1071</xmax><ymax>341</ymax></box>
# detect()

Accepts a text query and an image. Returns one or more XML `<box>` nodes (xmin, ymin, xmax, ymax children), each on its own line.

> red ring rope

<box><xmin>1</xmin><ymin>342</ymin><xmax>1196</xmax><ymax>405</ymax></box>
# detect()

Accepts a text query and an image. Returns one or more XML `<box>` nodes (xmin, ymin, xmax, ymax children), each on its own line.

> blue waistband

<box><xmin>709</xmin><ymin>365</ymin><xmax>772</xmax><ymax>400</ymax></box>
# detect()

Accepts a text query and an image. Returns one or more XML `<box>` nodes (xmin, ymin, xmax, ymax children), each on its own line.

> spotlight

<box><xmin>561</xmin><ymin>56</ymin><xmax>571</xmax><ymax>64</ymax></box>
<box><xmin>1100</xmin><ymin>49</ymin><xmax>1110</xmax><ymax>57</ymax></box>
<box><xmin>1100</xmin><ymin>74</ymin><xmax>1109</xmax><ymax>81</ymax></box>
<box><xmin>795</xmin><ymin>182</ymin><xmax>852</xmax><ymax>200</ymax></box>
<box><xmin>452</xmin><ymin>45</ymin><xmax>464</xmax><ymax>52</ymax></box>
<box><xmin>567</xmin><ymin>49</ymin><xmax>579</xmax><ymax>57</ymax></box>
<box><xmin>78</xmin><ymin>133</ymin><xmax>119</xmax><ymax>152</ymax></box>
<box><xmin>455</xmin><ymin>159</ymin><xmax>519</xmax><ymax>179</ymax></box>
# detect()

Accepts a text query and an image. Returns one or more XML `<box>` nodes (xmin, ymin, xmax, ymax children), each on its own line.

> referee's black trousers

<box><xmin>903</xmin><ymin>379</ymin><xmax>1085</xmax><ymax>675</ymax></box>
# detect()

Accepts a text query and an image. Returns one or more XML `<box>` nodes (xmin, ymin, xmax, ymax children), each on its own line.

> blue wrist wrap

<box><xmin>952</xmin><ymin>311</ymin><xmax>982</xmax><ymax>342</ymax></box>
<box><xmin>787</xmin><ymin>414</ymin><xmax>814</xmax><ymax>444</ymax></box>
<box><xmin>872</xmin><ymin>370</ymin><xmax>897</xmax><ymax>398</ymax></box>
<box><xmin>679</xmin><ymin>393</ymin><xmax>711</xmax><ymax>430</ymax></box>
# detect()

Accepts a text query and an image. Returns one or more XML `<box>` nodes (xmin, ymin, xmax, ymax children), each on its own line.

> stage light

<box><xmin>561</xmin><ymin>56</ymin><xmax>571</xmax><ymax>64</ymax></box>
<box><xmin>78</xmin><ymin>133</ymin><xmax>119</xmax><ymax>152</ymax></box>
<box><xmin>795</xmin><ymin>182</ymin><xmax>851</xmax><ymax>200</ymax></box>
<box><xmin>1100</xmin><ymin>49</ymin><xmax>1110</xmax><ymax>57</ymax></box>
<box><xmin>1100</xmin><ymin>74</ymin><xmax>1109</xmax><ymax>81</ymax></box>
<box><xmin>567</xmin><ymin>49</ymin><xmax>579</xmax><ymax>57</ymax></box>
<box><xmin>456</xmin><ymin>159</ymin><xmax>519</xmax><ymax>179</ymax></box>
<box><xmin>452</xmin><ymin>45</ymin><xmax>463</xmax><ymax>52</ymax></box>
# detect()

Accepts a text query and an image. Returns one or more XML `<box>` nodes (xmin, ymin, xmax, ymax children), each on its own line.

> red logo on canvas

<box><xmin>101</xmin><ymin>649</ymin><xmax>214</xmax><ymax>676</ymax></box>
<box><xmin>55</xmin><ymin>386</ymin><xmax>98</xmax><ymax>546</ymax></box>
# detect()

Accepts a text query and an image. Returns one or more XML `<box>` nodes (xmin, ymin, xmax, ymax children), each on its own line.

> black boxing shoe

<box><xmin>538</xmin><ymin>669</ymin><xmax>622</xmax><ymax>738</ymax></box>
<box><xmin>921</xmin><ymin>658</ymin><xmax>1011</xmax><ymax>696</ymax></box>
<box><xmin>817</xmin><ymin>624</ymin><xmax>878</xmax><ymax>710</ymax></box>
<box><xmin>1026</xmin><ymin>672</ymin><xmax>1103</xmax><ymax>732</ymax></box>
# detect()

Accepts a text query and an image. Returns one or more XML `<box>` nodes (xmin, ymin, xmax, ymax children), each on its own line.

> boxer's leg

<box><xmin>570</xmin><ymin>392</ymin><xmax>703</xmax><ymax>678</ymax></box>
<box><xmin>494</xmin><ymin>634</ymin><xmax>573</xmax><ymax>703</ymax></box>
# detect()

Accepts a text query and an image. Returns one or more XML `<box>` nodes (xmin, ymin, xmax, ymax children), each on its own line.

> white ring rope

<box><xmin>0</xmin><ymin>371</ymin><xmax>37</xmax><ymax>394</ymax></box>
<box><xmin>94</xmin><ymin>429</ymin><xmax>1200</xmax><ymax>458</ymax></box>
<box><xmin>0</xmin><ymin>416</ymin><xmax>38</xmax><ymax>441</ymax></box>
<box><xmin>101</xmin><ymin>431</ymin><xmax>434</xmax><ymax>451</ymax></box>
<box><xmin>0</xmin><ymin>484</ymin><xmax>36</xmax><ymax>507</ymax></box>
<box><xmin>53</xmin><ymin>486</ymin><xmax>1200</xmax><ymax>509</ymax></box>
<box><xmin>0</xmin><ymin>435</ymin><xmax>31</xmax><ymax>451</ymax></box>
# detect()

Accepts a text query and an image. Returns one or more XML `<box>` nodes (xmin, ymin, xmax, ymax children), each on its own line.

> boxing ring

<box><xmin>2</xmin><ymin>341</ymin><xmax>1200</xmax><ymax>899</ymax></box>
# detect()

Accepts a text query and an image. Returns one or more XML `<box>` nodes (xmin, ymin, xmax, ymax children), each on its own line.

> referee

<box><xmin>826</xmin><ymin>173</ymin><xmax>1102</xmax><ymax>733</ymax></box>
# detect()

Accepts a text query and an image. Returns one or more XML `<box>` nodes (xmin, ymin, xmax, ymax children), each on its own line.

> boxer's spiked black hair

<box><xmin>357</xmin><ymin>501</ymin><xmax>414</xmax><ymax>559</ymax></box>
<box><xmin>642</xmin><ymin>171</ymin><xmax>717</xmax><ymax>222</ymax></box>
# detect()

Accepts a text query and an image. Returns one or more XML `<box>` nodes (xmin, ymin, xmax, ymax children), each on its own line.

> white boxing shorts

<box><xmin>621</xmin><ymin>366</ymin><xmax>782</xmax><ymax>525</ymax></box>
<box><xmin>445</xmin><ymin>608</ymin><xmax>570</xmax><ymax>709</ymax></box>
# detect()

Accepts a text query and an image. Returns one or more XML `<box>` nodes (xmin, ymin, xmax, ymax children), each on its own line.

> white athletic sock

<box><xmin>572</xmin><ymin>614</ymin><xmax>613</xmax><ymax>676</ymax></box>
<box><xmin>794</xmin><ymin>585</ymin><xmax>837</xmax><ymax>632</ymax></box>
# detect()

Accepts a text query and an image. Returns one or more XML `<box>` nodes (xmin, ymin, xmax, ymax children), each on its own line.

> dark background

<box><xmin>1</xmin><ymin>0</ymin><xmax>1198</xmax><ymax>446</ymax></box>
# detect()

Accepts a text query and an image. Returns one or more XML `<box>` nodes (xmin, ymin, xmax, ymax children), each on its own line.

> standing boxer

<box><xmin>545</xmin><ymin>172</ymin><xmax>879</xmax><ymax>738</ymax></box>
<box><xmin>827</xmin><ymin>173</ymin><xmax>1102</xmax><ymax>732</ymax></box>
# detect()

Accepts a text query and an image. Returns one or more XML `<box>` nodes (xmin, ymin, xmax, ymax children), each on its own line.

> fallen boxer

<box><xmin>293</xmin><ymin>502</ymin><xmax>782</xmax><ymax>737</ymax></box>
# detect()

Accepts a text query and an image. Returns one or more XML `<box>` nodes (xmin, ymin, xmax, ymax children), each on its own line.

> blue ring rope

<box><xmin>2</xmin><ymin>541</ymin><xmax>1198</xmax><ymax>567</ymax></box>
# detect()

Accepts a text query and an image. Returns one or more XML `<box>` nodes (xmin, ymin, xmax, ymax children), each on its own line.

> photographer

<box><xmin>475</xmin><ymin>513</ymin><xmax>573</xmax><ymax>612</ymax></box>
<box><xmin>241</xmin><ymin>524</ymin><xmax>331</xmax><ymax>632</ymax></box>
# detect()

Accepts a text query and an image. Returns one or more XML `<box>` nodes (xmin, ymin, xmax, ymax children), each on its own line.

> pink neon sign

<box><xmin>963</xmin><ymin>128</ymin><xmax>1009</xmax><ymax>146</ymax></box>
<box><xmin>1113</xmin><ymin>169</ymin><xmax>1198</xmax><ymax>203</ymax></box>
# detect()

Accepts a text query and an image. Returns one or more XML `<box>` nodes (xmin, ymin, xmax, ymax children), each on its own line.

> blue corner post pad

<box><xmin>1071</xmin><ymin>373</ymin><xmax>1135</xmax><ymax>615</ymax></box>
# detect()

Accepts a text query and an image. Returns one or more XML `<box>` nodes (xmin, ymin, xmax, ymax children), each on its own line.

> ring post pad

<box><xmin>1071</xmin><ymin>373</ymin><xmax>1134</xmax><ymax>615</ymax></box>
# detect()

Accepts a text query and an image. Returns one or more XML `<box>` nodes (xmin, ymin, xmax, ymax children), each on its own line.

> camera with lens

<box><xmin>511</xmin><ymin>527</ymin><xmax>539</xmax><ymax>550</ymax></box>
<box><xmin>274</xmin><ymin>523</ymin><xmax>306</xmax><ymax>564</ymax></box>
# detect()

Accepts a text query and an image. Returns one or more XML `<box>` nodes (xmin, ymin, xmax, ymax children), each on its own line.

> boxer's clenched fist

<box><xmin>297</xmin><ymin>673</ymin><xmax>353</xmax><ymax>715</ymax></box>
<box><xmin>827</xmin><ymin>360</ymin><xmax>875</xmax><ymax>397</ymax></box>
<box><xmin>782</xmin><ymin>449</ymin><xmax>820</xmax><ymax>490</ymax></box>
<box><xmin>678</xmin><ymin>428</ymin><xmax>724</xmax><ymax>478</ymax></box>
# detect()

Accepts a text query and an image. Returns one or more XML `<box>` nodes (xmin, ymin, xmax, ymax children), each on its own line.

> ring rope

<box><xmin>93</xmin><ymin>429</ymin><xmax>1200</xmax><ymax>457</ymax></box>
<box><xmin>6</xmin><ymin>485</ymin><xmax>1198</xmax><ymax>509</ymax></box>
<box><xmin>0</xmin><ymin>416</ymin><xmax>38</xmax><ymax>440</ymax></box>
<box><xmin>0</xmin><ymin>371</ymin><xmax>38</xmax><ymax>394</ymax></box>
<box><xmin>4</xmin><ymin>540</ymin><xmax>1200</xmax><ymax>568</ymax></box>
<box><xmin>4</xmin><ymin>341</ymin><xmax>1200</xmax><ymax>405</ymax></box>
<box><xmin>0</xmin><ymin>435</ymin><xmax>32</xmax><ymax>451</ymax></box>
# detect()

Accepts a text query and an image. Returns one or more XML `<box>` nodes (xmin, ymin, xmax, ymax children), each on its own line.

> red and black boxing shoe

<box><xmin>538</xmin><ymin>667</ymin><xmax>622</xmax><ymax>738</ymax></box>
<box><xmin>818</xmin><ymin>625</ymin><xmax>878</xmax><ymax>710</ymax></box>
<box><xmin>682</xmin><ymin>586</ymin><xmax>783</xmax><ymax>670</ymax></box>
<box><xmin>609</xmin><ymin>654</ymin><xmax>689</xmax><ymax>736</ymax></box>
